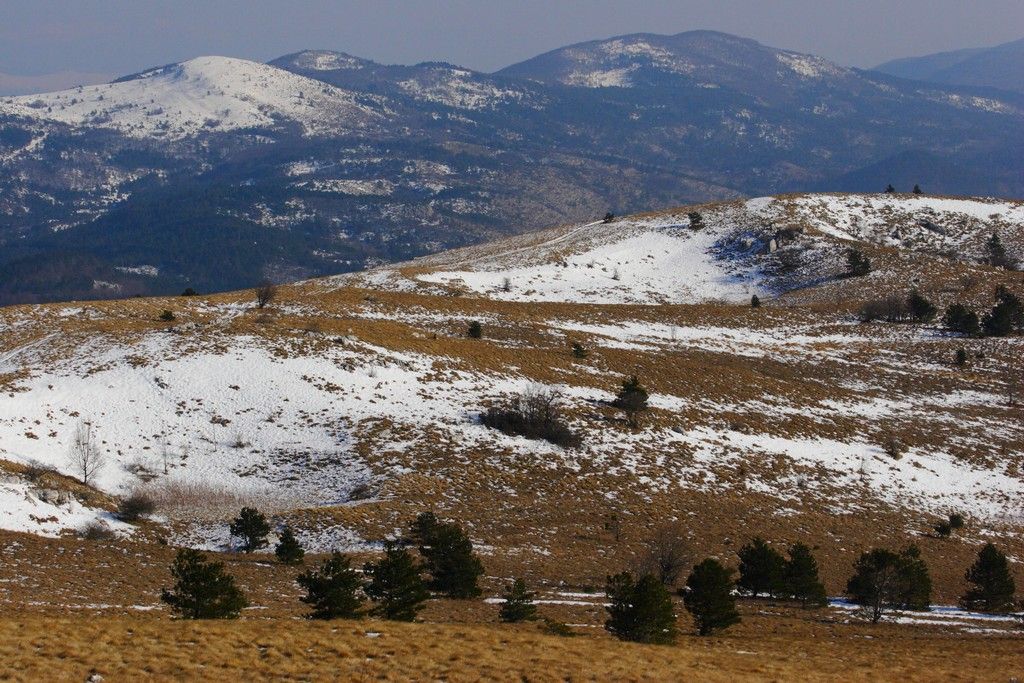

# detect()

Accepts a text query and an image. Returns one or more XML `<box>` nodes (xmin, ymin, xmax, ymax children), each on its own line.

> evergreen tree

<box><xmin>571</xmin><ymin>342</ymin><xmax>589</xmax><ymax>359</ymax></box>
<box><xmin>982</xmin><ymin>286</ymin><xmax>1024</xmax><ymax>337</ymax></box>
<box><xmin>613</xmin><ymin>375</ymin><xmax>649</xmax><ymax>428</ymax></box>
<box><xmin>913</xmin><ymin>184</ymin><xmax>923</xmax><ymax>195</ymax></box>
<box><xmin>417</xmin><ymin>520</ymin><xmax>484</xmax><ymax>598</ymax></box>
<box><xmin>954</xmin><ymin>348</ymin><xmax>968</xmax><ymax>366</ymax></box>
<box><xmin>943</xmin><ymin>303</ymin><xmax>981</xmax><ymax>336</ymax></box>
<box><xmin>751</xmin><ymin>295</ymin><xmax>761</xmax><ymax>308</ymax></box>
<box><xmin>986</xmin><ymin>233</ymin><xmax>1015</xmax><ymax>269</ymax></box>
<box><xmin>297</xmin><ymin>551</ymin><xmax>363</xmax><ymax>619</ymax></box>
<box><xmin>364</xmin><ymin>541</ymin><xmax>430</xmax><ymax>621</ymax></box>
<box><xmin>605</xmin><ymin>572</ymin><xmax>677</xmax><ymax>644</ymax></box>
<box><xmin>907</xmin><ymin>290</ymin><xmax>937</xmax><ymax>322</ymax></box>
<box><xmin>885</xmin><ymin>184</ymin><xmax>896</xmax><ymax>193</ymax></box>
<box><xmin>687</xmin><ymin>211</ymin><xmax>704</xmax><ymax>230</ymax></box>
<box><xmin>737</xmin><ymin>537</ymin><xmax>785</xmax><ymax>597</ymax></box>
<box><xmin>681</xmin><ymin>559</ymin><xmax>741</xmax><ymax>636</ymax></box>
<box><xmin>499</xmin><ymin>578</ymin><xmax>538</xmax><ymax>623</ymax></box>
<box><xmin>274</xmin><ymin>525</ymin><xmax>305</xmax><ymax>565</ymax></box>
<box><xmin>845</xmin><ymin>548</ymin><xmax>901</xmax><ymax>623</ymax></box>
<box><xmin>406</xmin><ymin>511</ymin><xmax>440</xmax><ymax>547</ymax></box>
<box><xmin>160</xmin><ymin>548</ymin><xmax>248</xmax><ymax>619</ymax></box>
<box><xmin>894</xmin><ymin>545</ymin><xmax>932</xmax><ymax>611</ymax></box>
<box><xmin>229</xmin><ymin>507</ymin><xmax>271</xmax><ymax>553</ymax></box>
<box><xmin>467</xmin><ymin>320</ymin><xmax>483</xmax><ymax>338</ymax></box>
<box><xmin>784</xmin><ymin>543</ymin><xmax>828</xmax><ymax>607</ymax></box>
<box><xmin>846</xmin><ymin>248</ymin><xmax>871</xmax><ymax>276</ymax></box>
<box><xmin>603</xmin><ymin>212</ymin><xmax>615</xmax><ymax>224</ymax></box>
<box><xmin>961</xmin><ymin>543</ymin><xmax>1016</xmax><ymax>612</ymax></box>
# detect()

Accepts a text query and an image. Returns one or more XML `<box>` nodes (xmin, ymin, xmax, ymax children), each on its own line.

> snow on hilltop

<box><xmin>0</xmin><ymin>56</ymin><xmax>386</xmax><ymax>139</ymax></box>
<box><xmin>337</xmin><ymin>193</ymin><xmax>1024</xmax><ymax>305</ymax></box>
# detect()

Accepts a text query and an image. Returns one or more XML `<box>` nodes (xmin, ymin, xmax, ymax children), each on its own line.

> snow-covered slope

<box><xmin>340</xmin><ymin>193</ymin><xmax>1024</xmax><ymax>305</ymax></box>
<box><xmin>0</xmin><ymin>56</ymin><xmax>386</xmax><ymax>139</ymax></box>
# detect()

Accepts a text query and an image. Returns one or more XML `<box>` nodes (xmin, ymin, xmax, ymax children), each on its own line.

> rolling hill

<box><xmin>875</xmin><ymin>37</ymin><xmax>1024</xmax><ymax>94</ymax></box>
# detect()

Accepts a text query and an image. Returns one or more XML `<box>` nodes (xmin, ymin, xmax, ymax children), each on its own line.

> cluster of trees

<box><xmin>162</xmin><ymin>511</ymin><xmax>484</xmax><ymax>621</ymax></box>
<box><xmin>884</xmin><ymin>184</ymin><xmax>924</xmax><ymax>194</ymax></box>
<box><xmin>859</xmin><ymin>290</ymin><xmax>936</xmax><ymax>323</ymax></box>
<box><xmin>481</xmin><ymin>387</ymin><xmax>582</xmax><ymax>448</ymax></box>
<box><xmin>944</xmin><ymin>286</ymin><xmax>1023</xmax><ymax>337</ymax></box>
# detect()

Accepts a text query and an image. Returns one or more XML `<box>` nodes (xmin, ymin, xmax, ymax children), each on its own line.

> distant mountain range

<box><xmin>875</xmin><ymin>38</ymin><xmax>1024</xmax><ymax>94</ymax></box>
<box><xmin>1</xmin><ymin>30</ymin><xmax>1021</xmax><ymax>304</ymax></box>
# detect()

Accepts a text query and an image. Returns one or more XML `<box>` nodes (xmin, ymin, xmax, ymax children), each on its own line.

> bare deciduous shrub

<box><xmin>255</xmin><ymin>280</ymin><xmax>277</xmax><ymax>309</ymax></box>
<box><xmin>118</xmin><ymin>490</ymin><xmax>157</xmax><ymax>522</ymax></box>
<box><xmin>633</xmin><ymin>524</ymin><xmax>689</xmax><ymax>587</ymax></box>
<box><xmin>67</xmin><ymin>421</ymin><xmax>105</xmax><ymax>486</ymax></box>
<box><xmin>22</xmin><ymin>460</ymin><xmax>57</xmax><ymax>483</ymax></box>
<box><xmin>859</xmin><ymin>296</ymin><xmax>911</xmax><ymax>323</ymax></box>
<box><xmin>482</xmin><ymin>387</ymin><xmax>582</xmax><ymax>448</ymax></box>
<box><xmin>881</xmin><ymin>431</ymin><xmax>908</xmax><ymax>460</ymax></box>
<box><xmin>145</xmin><ymin>480</ymin><xmax>300</xmax><ymax>521</ymax></box>
<box><xmin>79</xmin><ymin>521</ymin><xmax>116</xmax><ymax>541</ymax></box>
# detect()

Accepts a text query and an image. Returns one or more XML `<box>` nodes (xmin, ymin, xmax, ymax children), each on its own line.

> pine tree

<box><xmin>681</xmin><ymin>559</ymin><xmax>741</xmax><ymax>636</ymax></box>
<box><xmin>364</xmin><ymin>541</ymin><xmax>430</xmax><ymax>621</ymax></box>
<box><xmin>737</xmin><ymin>537</ymin><xmax>785</xmax><ymax>597</ymax></box>
<box><xmin>846</xmin><ymin>248</ymin><xmax>871</xmax><ymax>276</ymax></box>
<box><xmin>885</xmin><ymin>184</ymin><xmax>896</xmax><ymax>193</ymax></box>
<box><xmin>687</xmin><ymin>211</ymin><xmax>704</xmax><ymax>230</ymax></box>
<box><xmin>943</xmin><ymin>303</ymin><xmax>981</xmax><ymax>336</ymax></box>
<box><xmin>605</xmin><ymin>572</ymin><xmax>678</xmax><ymax>644</ymax></box>
<box><xmin>229</xmin><ymin>507</ymin><xmax>270</xmax><ymax>553</ymax></box>
<box><xmin>845</xmin><ymin>548</ymin><xmax>901</xmax><ymax>623</ymax></box>
<box><xmin>603</xmin><ymin>212</ymin><xmax>615</xmax><ymax>224</ymax></box>
<box><xmin>961</xmin><ymin>543</ymin><xmax>1016</xmax><ymax>612</ymax></box>
<box><xmin>751</xmin><ymin>295</ymin><xmax>761</xmax><ymax>308</ymax></box>
<box><xmin>571</xmin><ymin>342</ymin><xmax>589</xmax><ymax>359</ymax></box>
<box><xmin>982</xmin><ymin>286</ymin><xmax>1023</xmax><ymax>337</ymax></box>
<box><xmin>954</xmin><ymin>348</ymin><xmax>968</xmax><ymax>366</ymax></box>
<box><xmin>986</xmin><ymin>233</ymin><xmax>1015</xmax><ymax>269</ymax></box>
<box><xmin>613</xmin><ymin>375</ymin><xmax>649</xmax><ymax>428</ymax></box>
<box><xmin>297</xmin><ymin>551</ymin><xmax>363</xmax><ymax>619</ymax></box>
<box><xmin>406</xmin><ymin>511</ymin><xmax>440</xmax><ymax>547</ymax></box>
<box><xmin>467</xmin><ymin>320</ymin><xmax>483</xmax><ymax>338</ymax></box>
<box><xmin>417</xmin><ymin>520</ymin><xmax>484</xmax><ymax>598</ymax></box>
<box><xmin>907</xmin><ymin>290</ymin><xmax>937</xmax><ymax>322</ymax></box>
<box><xmin>274</xmin><ymin>526</ymin><xmax>305</xmax><ymax>565</ymax></box>
<box><xmin>160</xmin><ymin>548</ymin><xmax>248</xmax><ymax>619</ymax></box>
<box><xmin>894</xmin><ymin>545</ymin><xmax>932</xmax><ymax>611</ymax></box>
<box><xmin>784</xmin><ymin>543</ymin><xmax>827</xmax><ymax>607</ymax></box>
<box><xmin>499</xmin><ymin>578</ymin><xmax>538</xmax><ymax>623</ymax></box>
<box><xmin>913</xmin><ymin>184</ymin><xmax>923</xmax><ymax>195</ymax></box>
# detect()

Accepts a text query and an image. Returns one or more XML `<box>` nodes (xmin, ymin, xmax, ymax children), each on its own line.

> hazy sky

<box><xmin>1</xmin><ymin>0</ymin><xmax>1022</xmax><ymax>78</ymax></box>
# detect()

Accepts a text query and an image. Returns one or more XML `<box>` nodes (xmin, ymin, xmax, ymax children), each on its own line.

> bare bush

<box><xmin>633</xmin><ymin>523</ymin><xmax>689</xmax><ymax>587</ymax></box>
<box><xmin>79</xmin><ymin>521</ymin><xmax>116</xmax><ymax>541</ymax></box>
<box><xmin>482</xmin><ymin>387</ymin><xmax>582</xmax><ymax>448</ymax></box>
<box><xmin>859</xmin><ymin>296</ymin><xmax>911</xmax><ymax>323</ymax></box>
<box><xmin>144</xmin><ymin>479</ymin><xmax>300</xmax><ymax>521</ymax></box>
<box><xmin>117</xmin><ymin>490</ymin><xmax>157</xmax><ymax>522</ymax></box>
<box><xmin>881</xmin><ymin>431</ymin><xmax>908</xmax><ymax>460</ymax></box>
<box><xmin>67</xmin><ymin>421</ymin><xmax>105</xmax><ymax>487</ymax></box>
<box><xmin>255</xmin><ymin>280</ymin><xmax>277</xmax><ymax>309</ymax></box>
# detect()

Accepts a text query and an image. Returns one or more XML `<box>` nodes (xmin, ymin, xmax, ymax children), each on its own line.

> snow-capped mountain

<box><xmin>1</xmin><ymin>32</ymin><xmax>1022</xmax><ymax>306</ymax></box>
<box><xmin>0</xmin><ymin>56</ymin><xmax>386</xmax><ymax>140</ymax></box>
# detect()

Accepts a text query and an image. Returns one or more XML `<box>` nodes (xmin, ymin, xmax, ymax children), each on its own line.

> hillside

<box><xmin>1</xmin><ymin>191</ymin><xmax>1022</xmax><ymax>676</ymax></box>
<box><xmin>875</xmin><ymin>38</ymin><xmax>1024</xmax><ymax>94</ymax></box>
<box><xmin>1</xmin><ymin>32</ymin><xmax>1023</xmax><ymax>305</ymax></box>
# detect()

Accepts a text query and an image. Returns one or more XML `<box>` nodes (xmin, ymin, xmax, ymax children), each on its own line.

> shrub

<box><xmin>255</xmin><ymin>281</ymin><xmax>277</xmax><ymax>309</ymax></box>
<box><xmin>79</xmin><ymin>521</ymin><xmax>117</xmax><ymax>541</ymax></box>
<box><xmin>881</xmin><ymin>431</ymin><xmax>907</xmax><ymax>459</ymax></box>
<box><xmin>158</xmin><ymin>310</ymin><xmax>176</xmax><ymax>322</ymax></box>
<box><xmin>297</xmin><ymin>552</ymin><xmax>363</xmax><ymax>619</ymax></box>
<box><xmin>943</xmin><ymin>303</ymin><xmax>981</xmax><ymax>336</ymax></box>
<box><xmin>117</xmin><ymin>490</ymin><xmax>156</xmax><ymax>522</ymax></box>
<box><xmin>737</xmin><ymin>537</ymin><xmax>785</xmax><ymax>597</ymax></box>
<box><xmin>467</xmin><ymin>320</ymin><xmax>483</xmax><ymax>338</ymax></box>
<box><xmin>414</xmin><ymin>517</ymin><xmax>484</xmax><ymax>599</ymax></box>
<box><xmin>181</xmin><ymin>287</ymin><xmax>198</xmax><ymax>296</ymax></box>
<box><xmin>846</xmin><ymin>248</ymin><xmax>871</xmax><ymax>276</ymax></box>
<box><xmin>274</xmin><ymin>525</ymin><xmax>305</xmax><ymax>565</ymax></box>
<box><xmin>230</xmin><ymin>507</ymin><xmax>270</xmax><ymax>553</ymax></box>
<box><xmin>160</xmin><ymin>548</ymin><xmax>247</xmax><ymax>619</ymax></box>
<box><xmin>605</xmin><ymin>572</ymin><xmax>677</xmax><ymax>644</ymax></box>
<box><xmin>954</xmin><ymin>348</ymin><xmax>968</xmax><ymax>366</ymax></box>
<box><xmin>481</xmin><ymin>388</ymin><xmax>582</xmax><ymax>448</ymax></box>
<box><xmin>907</xmin><ymin>291</ymin><xmax>937</xmax><ymax>322</ymax></box>
<box><xmin>783</xmin><ymin>543</ymin><xmax>827</xmax><ymax>607</ymax></box>
<box><xmin>751</xmin><ymin>294</ymin><xmax>761</xmax><ymax>308</ymax></box>
<box><xmin>613</xmin><ymin>375</ymin><xmax>649</xmax><ymax>428</ymax></box>
<box><xmin>687</xmin><ymin>211</ymin><xmax>704</xmax><ymax>230</ymax></box>
<box><xmin>948</xmin><ymin>512</ymin><xmax>965</xmax><ymax>530</ymax></box>
<box><xmin>363</xmin><ymin>541</ymin><xmax>430</xmax><ymax>621</ymax></box>
<box><xmin>499</xmin><ymin>578</ymin><xmax>537</xmax><ymax>623</ymax></box>
<box><xmin>540</xmin><ymin>618</ymin><xmax>576</xmax><ymax>637</ymax></box>
<box><xmin>571</xmin><ymin>342</ymin><xmax>588</xmax><ymax>359</ymax></box>
<box><xmin>681</xmin><ymin>559</ymin><xmax>740</xmax><ymax>635</ymax></box>
<box><xmin>961</xmin><ymin>543</ymin><xmax>1016</xmax><ymax>612</ymax></box>
<box><xmin>603</xmin><ymin>212</ymin><xmax>615</xmax><ymax>224</ymax></box>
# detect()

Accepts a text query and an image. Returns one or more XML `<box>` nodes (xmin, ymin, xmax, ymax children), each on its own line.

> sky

<box><xmin>1</xmin><ymin>0</ymin><xmax>1022</xmax><ymax>83</ymax></box>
